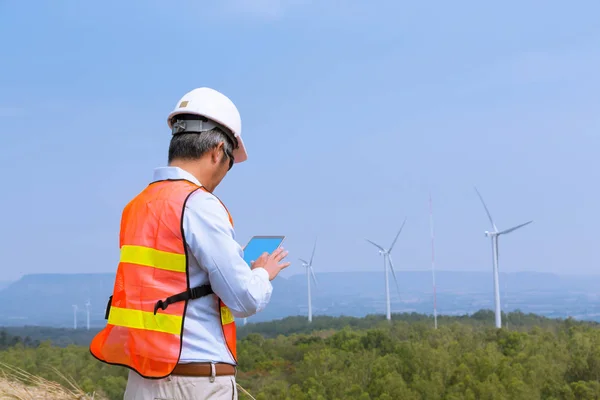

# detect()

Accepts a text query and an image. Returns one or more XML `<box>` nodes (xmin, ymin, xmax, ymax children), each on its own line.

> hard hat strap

<box><xmin>171</xmin><ymin>118</ymin><xmax>239</xmax><ymax>149</ymax></box>
<box><xmin>172</xmin><ymin>119</ymin><xmax>215</xmax><ymax>134</ymax></box>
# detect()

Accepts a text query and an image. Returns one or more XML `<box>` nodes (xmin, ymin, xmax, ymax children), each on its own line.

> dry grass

<box><xmin>237</xmin><ymin>383</ymin><xmax>257</xmax><ymax>400</ymax></box>
<box><xmin>0</xmin><ymin>361</ymin><xmax>255</xmax><ymax>400</ymax></box>
<box><xmin>0</xmin><ymin>362</ymin><xmax>105</xmax><ymax>400</ymax></box>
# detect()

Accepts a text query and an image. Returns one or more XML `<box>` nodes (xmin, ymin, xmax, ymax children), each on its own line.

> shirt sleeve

<box><xmin>183</xmin><ymin>191</ymin><xmax>273</xmax><ymax>318</ymax></box>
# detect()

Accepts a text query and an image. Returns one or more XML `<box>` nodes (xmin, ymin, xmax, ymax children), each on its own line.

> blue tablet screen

<box><xmin>242</xmin><ymin>236</ymin><xmax>285</xmax><ymax>266</ymax></box>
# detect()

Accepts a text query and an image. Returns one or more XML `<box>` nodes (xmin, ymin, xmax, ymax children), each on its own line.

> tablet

<box><xmin>242</xmin><ymin>235</ymin><xmax>286</xmax><ymax>267</ymax></box>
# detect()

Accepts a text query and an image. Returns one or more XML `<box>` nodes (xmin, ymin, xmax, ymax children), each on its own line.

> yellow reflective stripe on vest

<box><xmin>108</xmin><ymin>306</ymin><xmax>182</xmax><ymax>335</ymax></box>
<box><xmin>120</xmin><ymin>245</ymin><xmax>186</xmax><ymax>273</ymax></box>
<box><xmin>221</xmin><ymin>306</ymin><xmax>234</xmax><ymax>325</ymax></box>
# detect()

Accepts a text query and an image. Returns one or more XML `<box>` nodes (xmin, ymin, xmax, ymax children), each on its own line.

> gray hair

<box><xmin>168</xmin><ymin>128</ymin><xmax>234</xmax><ymax>164</ymax></box>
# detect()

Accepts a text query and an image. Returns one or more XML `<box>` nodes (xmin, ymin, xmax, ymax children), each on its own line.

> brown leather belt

<box><xmin>172</xmin><ymin>362</ymin><xmax>236</xmax><ymax>377</ymax></box>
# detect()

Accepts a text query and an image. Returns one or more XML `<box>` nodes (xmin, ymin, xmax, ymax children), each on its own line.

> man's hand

<box><xmin>250</xmin><ymin>247</ymin><xmax>291</xmax><ymax>281</ymax></box>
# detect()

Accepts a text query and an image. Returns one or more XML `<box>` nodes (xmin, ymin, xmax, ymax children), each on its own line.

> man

<box><xmin>90</xmin><ymin>87</ymin><xmax>290</xmax><ymax>399</ymax></box>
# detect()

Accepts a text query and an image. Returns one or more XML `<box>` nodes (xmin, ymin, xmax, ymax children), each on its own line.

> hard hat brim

<box><xmin>233</xmin><ymin>135</ymin><xmax>248</xmax><ymax>163</ymax></box>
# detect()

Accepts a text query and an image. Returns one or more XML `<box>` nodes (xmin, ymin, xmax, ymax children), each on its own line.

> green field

<box><xmin>0</xmin><ymin>310</ymin><xmax>599</xmax><ymax>400</ymax></box>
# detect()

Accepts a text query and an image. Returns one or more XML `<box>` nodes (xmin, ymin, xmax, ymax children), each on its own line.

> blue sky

<box><xmin>1</xmin><ymin>1</ymin><xmax>599</xmax><ymax>281</ymax></box>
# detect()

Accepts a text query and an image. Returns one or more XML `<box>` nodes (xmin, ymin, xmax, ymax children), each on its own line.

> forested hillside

<box><xmin>237</xmin><ymin>309</ymin><xmax>588</xmax><ymax>339</ymax></box>
<box><xmin>0</xmin><ymin>329</ymin><xmax>39</xmax><ymax>349</ymax></box>
<box><xmin>4</xmin><ymin>309</ymin><xmax>593</xmax><ymax>346</ymax></box>
<box><xmin>0</xmin><ymin>311</ymin><xmax>599</xmax><ymax>399</ymax></box>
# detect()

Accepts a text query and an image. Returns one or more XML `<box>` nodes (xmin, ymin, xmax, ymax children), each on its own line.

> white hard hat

<box><xmin>167</xmin><ymin>87</ymin><xmax>248</xmax><ymax>163</ymax></box>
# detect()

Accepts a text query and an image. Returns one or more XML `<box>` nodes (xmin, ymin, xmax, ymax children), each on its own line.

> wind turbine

<box><xmin>299</xmin><ymin>239</ymin><xmax>318</xmax><ymax>323</ymax></box>
<box><xmin>72</xmin><ymin>305</ymin><xmax>78</xmax><ymax>330</ymax></box>
<box><xmin>475</xmin><ymin>187</ymin><xmax>532</xmax><ymax>329</ymax></box>
<box><xmin>85</xmin><ymin>300</ymin><xmax>91</xmax><ymax>330</ymax></box>
<box><xmin>365</xmin><ymin>218</ymin><xmax>406</xmax><ymax>321</ymax></box>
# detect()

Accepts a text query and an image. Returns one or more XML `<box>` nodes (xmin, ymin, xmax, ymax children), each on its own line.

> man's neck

<box><xmin>168</xmin><ymin>160</ymin><xmax>214</xmax><ymax>191</ymax></box>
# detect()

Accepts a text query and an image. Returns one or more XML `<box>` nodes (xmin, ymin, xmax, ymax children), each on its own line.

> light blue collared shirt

<box><xmin>152</xmin><ymin>167</ymin><xmax>272</xmax><ymax>364</ymax></box>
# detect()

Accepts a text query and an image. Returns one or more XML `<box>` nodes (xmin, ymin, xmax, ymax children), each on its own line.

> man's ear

<box><xmin>211</xmin><ymin>142</ymin><xmax>224</xmax><ymax>165</ymax></box>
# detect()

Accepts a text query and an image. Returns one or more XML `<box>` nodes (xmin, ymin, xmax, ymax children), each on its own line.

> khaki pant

<box><xmin>124</xmin><ymin>370</ymin><xmax>238</xmax><ymax>400</ymax></box>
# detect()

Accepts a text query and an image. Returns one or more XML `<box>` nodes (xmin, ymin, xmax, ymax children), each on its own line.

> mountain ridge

<box><xmin>0</xmin><ymin>270</ymin><xmax>598</xmax><ymax>327</ymax></box>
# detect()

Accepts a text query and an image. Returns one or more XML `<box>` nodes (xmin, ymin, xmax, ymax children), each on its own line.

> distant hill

<box><xmin>2</xmin><ymin>326</ymin><xmax>100</xmax><ymax>347</ymax></box>
<box><xmin>0</xmin><ymin>273</ymin><xmax>115</xmax><ymax>328</ymax></box>
<box><xmin>0</xmin><ymin>271</ymin><xmax>598</xmax><ymax>328</ymax></box>
<box><xmin>5</xmin><ymin>309</ymin><xmax>599</xmax><ymax>348</ymax></box>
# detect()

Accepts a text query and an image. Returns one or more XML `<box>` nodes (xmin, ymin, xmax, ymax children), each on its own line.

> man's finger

<box><xmin>270</xmin><ymin>247</ymin><xmax>285</xmax><ymax>257</ymax></box>
<box><xmin>279</xmin><ymin>261</ymin><xmax>292</xmax><ymax>269</ymax></box>
<box><xmin>274</xmin><ymin>250</ymin><xmax>289</xmax><ymax>261</ymax></box>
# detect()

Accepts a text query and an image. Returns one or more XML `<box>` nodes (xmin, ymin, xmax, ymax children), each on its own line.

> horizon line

<box><xmin>5</xmin><ymin>269</ymin><xmax>600</xmax><ymax>281</ymax></box>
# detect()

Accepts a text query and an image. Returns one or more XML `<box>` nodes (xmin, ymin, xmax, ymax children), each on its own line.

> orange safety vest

<box><xmin>89</xmin><ymin>179</ymin><xmax>237</xmax><ymax>379</ymax></box>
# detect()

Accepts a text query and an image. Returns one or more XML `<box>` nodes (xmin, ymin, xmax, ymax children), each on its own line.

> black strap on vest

<box><xmin>153</xmin><ymin>284</ymin><xmax>214</xmax><ymax>315</ymax></box>
<box><xmin>105</xmin><ymin>295</ymin><xmax>113</xmax><ymax>320</ymax></box>
<box><xmin>103</xmin><ymin>285</ymin><xmax>214</xmax><ymax>319</ymax></box>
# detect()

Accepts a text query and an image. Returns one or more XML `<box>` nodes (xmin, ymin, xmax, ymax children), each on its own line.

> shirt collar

<box><xmin>152</xmin><ymin>166</ymin><xmax>202</xmax><ymax>187</ymax></box>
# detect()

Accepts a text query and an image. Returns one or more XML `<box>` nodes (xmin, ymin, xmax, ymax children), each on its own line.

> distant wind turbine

<box><xmin>299</xmin><ymin>239</ymin><xmax>318</xmax><ymax>323</ymax></box>
<box><xmin>85</xmin><ymin>300</ymin><xmax>91</xmax><ymax>330</ymax></box>
<box><xmin>365</xmin><ymin>218</ymin><xmax>406</xmax><ymax>321</ymax></box>
<box><xmin>429</xmin><ymin>194</ymin><xmax>438</xmax><ymax>329</ymax></box>
<box><xmin>475</xmin><ymin>187</ymin><xmax>532</xmax><ymax>329</ymax></box>
<box><xmin>72</xmin><ymin>305</ymin><xmax>78</xmax><ymax>330</ymax></box>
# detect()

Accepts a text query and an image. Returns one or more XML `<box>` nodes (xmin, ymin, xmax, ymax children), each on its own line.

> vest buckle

<box><xmin>153</xmin><ymin>299</ymin><xmax>167</xmax><ymax>315</ymax></box>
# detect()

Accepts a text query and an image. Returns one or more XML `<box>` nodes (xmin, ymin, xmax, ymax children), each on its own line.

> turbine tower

<box><xmin>299</xmin><ymin>239</ymin><xmax>318</xmax><ymax>323</ymax></box>
<box><xmin>429</xmin><ymin>194</ymin><xmax>438</xmax><ymax>329</ymax></box>
<box><xmin>475</xmin><ymin>187</ymin><xmax>532</xmax><ymax>329</ymax></box>
<box><xmin>85</xmin><ymin>300</ymin><xmax>91</xmax><ymax>330</ymax></box>
<box><xmin>366</xmin><ymin>218</ymin><xmax>406</xmax><ymax>321</ymax></box>
<box><xmin>72</xmin><ymin>305</ymin><xmax>78</xmax><ymax>330</ymax></box>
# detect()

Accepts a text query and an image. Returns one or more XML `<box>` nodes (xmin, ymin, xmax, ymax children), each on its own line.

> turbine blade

<box><xmin>498</xmin><ymin>220</ymin><xmax>533</xmax><ymax>235</ymax></box>
<box><xmin>387</xmin><ymin>254</ymin><xmax>401</xmax><ymax>295</ymax></box>
<box><xmin>309</xmin><ymin>238</ymin><xmax>317</xmax><ymax>266</ymax></box>
<box><xmin>389</xmin><ymin>217</ymin><xmax>407</xmax><ymax>253</ymax></box>
<box><xmin>309</xmin><ymin>266</ymin><xmax>318</xmax><ymax>288</ymax></box>
<box><xmin>475</xmin><ymin>187</ymin><xmax>498</xmax><ymax>231</ymax></box>
<box><xmin>299</xmin><ymin>258</ymin><xmax>309</xmax><ymax>265</ymax></box>
<box><xmin>365</xmin><ymin>239</ymin><xmax>384</xmax><ymax>251</ymax></box>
